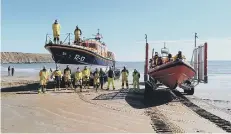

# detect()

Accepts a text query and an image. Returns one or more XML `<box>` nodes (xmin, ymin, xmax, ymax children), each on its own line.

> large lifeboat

<box><xmin>44</xmin><ymin>29</ymin><xmax>116</xmax><ymax>72</ymax></box>
<box><xmin>144</xmin><ymin>34</ymin><xmax>208</xmax><ymax>96</ymax></box>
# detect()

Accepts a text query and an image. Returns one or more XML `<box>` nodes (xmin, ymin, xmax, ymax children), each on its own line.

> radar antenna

<box><xmin>93</xmin><ymin>29</ymin><xmax>103</xmax><ymax>41</ymax></box>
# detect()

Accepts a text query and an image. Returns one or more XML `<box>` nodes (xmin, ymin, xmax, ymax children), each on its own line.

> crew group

<box><xmin>52</xmin><ymin>19</ymin><xmax>83</xmax><ymax>44</ymax></box>
<box><xmin>38</xmin><ymin>65</ymin><xmax>140</xmax><ymax>93</ymax></box>
<box><xmin>149</xmin><ymin>51</ymin><xmax>186</xmax><ymax>68</ymax></box>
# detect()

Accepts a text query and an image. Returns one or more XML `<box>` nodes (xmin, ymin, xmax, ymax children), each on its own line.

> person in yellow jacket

<box><xmin>82</xmin><ymin>66</ymin><xmax>90</xmax><ymax>89</ymax></box>
<box><xmin>173</xmin><ymin>51</ymin><xmax>186</xmax><ymax>61</ymax></box>
<box><xmin>74</xmin><ymin>67</ymin><xmax>83</xmax><ymax>92</ymax></box>
<box><xmin>52</xmin><ymin>20</ymin><xmax>61</xmax><ymax>44</ymax></box>
<box><xmin>132</xmin><ymin>69</ymin><xmax>140</xmax><ymax>90</ymax></box>
<box><xmin>93</xmin><ymin>68</ymin><xmax>100</xmax><ymax>91</ymax></box>
<box><xmin>121</xmin><ymin>66</ymin><xmax>129</xmax><ymax>89</ymax></box>
<box><xmin>107</xmin><ymin>67</ymin><xmax>115</xmax><ymax>90</ymax></box>
<box><xmin>63</xmin><ymin>65</ymin><xmax>72</xmax><ymax>89</ymax></box>
<box><xmin>38</xmin><ymin>66</ymin><xmax>49</xmax><ymax>93</ymax></box>
<box><xmin>74</xmin><ymin>25</ymin><xmax>82</xmax><ymax>44</ymax></box>
<box><xmin>51</xmin><ymin>66</ymin><xmax>62</xmax><ymax>91</ymax></box>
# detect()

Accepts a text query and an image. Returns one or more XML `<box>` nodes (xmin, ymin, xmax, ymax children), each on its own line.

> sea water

<box><xmin>1</xmin><ymin>61</ymin><xmax>231</xmax><ymax>109</ymax></box>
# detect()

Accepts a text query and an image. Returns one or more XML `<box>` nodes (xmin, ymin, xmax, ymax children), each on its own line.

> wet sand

<box><xmin>1</xmin><ymin>75</ymin><xmax>230</xmax><ymax>133</ymax></box>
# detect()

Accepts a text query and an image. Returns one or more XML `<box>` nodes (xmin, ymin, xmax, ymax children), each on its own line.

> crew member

<box><xmin>157</xmin><ymin>56</ymin><xmax>163</xmax><ymax>66</ymax></box>
<box><xmin>38</xmin><ymin>66</ymin><xmax>49</xmax><ymax>93</ymax></box>
<box><xmin>99</xmin><ymin>68</ymin><xmax>105</xmax><ymax>89</ymax></box>
<box><xmin>132</xmin><ymin>69</ymin><xmax>140</xmax><ymax>90</ymax></box>
<box><xmin>52</xmin><ymin>19</ymin><xmax>61</xmax><ymax>44</ymax></box>
<box><xmin>11</xmin><ymin>66</ymin><xmax>15</xmax><ymax>76</ymax></box>
<box><xmin>173</xmin><ymin>51</ymin><xmax>186</xmax><ymax>61</ymax></box>
<box><xmin>107</xmin><ymin>67</ymin><xmax>115</xmax><ymax>90</ymax></box>
<box><xmin>63</xmin><ymin>65</ymin><xmax>72</xmax><ymax>89</ymax></box>
<box><xmin>93</xmin><ymin>68</ymin><xmax>100</xmax><ymax>91</ymax></box>
<box><xmin>149</xmin><ymin>59</ymin><xmax>153</xmax><ymax>68</ymax></box>
<box><xmin>51</xmin><ymin>66</ymin><xmax>62</xmax><ymax>91</ymax></box>
<box><xmin>8</xmin><ymin>66</ymin><xmax>10</xmax><ymax>76</ymax></box>
<box><xmin>165</xmin><ymin>53</ymin><xmax>173</xmax><ymax>63</ymax></box>
<box><xmin>121</xmin><ymin>66</ymin><xmax>129</xmax><ymax>89</ymax></box>
<box><xmin>74</xmin><ymin>25</ymin><xmax>82</xmax><ymax>44</ymax></box>
<box><xmin>152</xmin><ymin>52</ymin><xmax>159</xmax><ymax>67</ymax></box>
<box><xmin>74</xmin><ymin>67</ymin><xmax>83</xmax><ymax>92</ymax></box>
<box><xmin>82</xmin><ymin>66</ymin><xmax>90</xmax><ymax>89</ymax></box>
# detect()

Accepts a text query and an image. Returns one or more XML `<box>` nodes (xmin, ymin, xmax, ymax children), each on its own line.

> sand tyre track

<box><xmin>143</xmin><ymin>84</ymin><xmax>184</xmax><ymax>133</ymax></box>
<box><xmin>77</xmin><ymin>89</ymin><xmax>183</xmax><ymax>133</ymax></box>
<box><xmin>173</xmin><ymin>90</ymin><xmax>231</xmax><ymax>132</ymax></box>
<box><xmin>145</xmin><ymin>107</ymin><xmax>183</xmax><ymax>133</ymax></box>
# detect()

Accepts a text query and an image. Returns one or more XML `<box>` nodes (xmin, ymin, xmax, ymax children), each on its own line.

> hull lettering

<box><xmin>74</xmin><ymin>54</ymin><xmax>85</xmax><ymax>62</ymax></box>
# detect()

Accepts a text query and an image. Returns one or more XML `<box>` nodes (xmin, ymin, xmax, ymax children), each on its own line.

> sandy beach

<box><xmin>1</xmin><ymin>75</ymin><xmax>231</xmax><ymax>133</ymax></box>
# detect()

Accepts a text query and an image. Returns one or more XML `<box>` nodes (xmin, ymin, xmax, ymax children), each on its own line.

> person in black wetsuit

<box><xmin>99</xmin><ymin>68</ymin><xmax>106</xmax><ymax>89</ymax></box>
<box><xmin>157</xmin><ymin>56</ymin><xmax>163</xmax><ymax>66</ymax></box>
<box><xmin>11</xmin><ymin>66</ymin><xmax>15</xmax><ymax>76</ymax></box>
<box><xmin>8</xmin><ymin>66</ymin><xmax>11</xmax><ymax>76</ymax></box>
<box><xmin>167</xmin><ymin>53</ymin><xmax>173</xmax><ymax>62</ymax></box>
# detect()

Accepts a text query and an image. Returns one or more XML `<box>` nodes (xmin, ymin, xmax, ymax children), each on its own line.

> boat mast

<box><xmin>94</xmin><ymin>28</ymin><xmax>102</xmax><ymax>41</ymax></box>
<box><xmin>144</xmin><ymin>34</ymin><xmax>149</xmax><ymax>82</ymax></box>
<box><xmin>195</xmin><ymin>33</ymin><xmax>198</xmax><ymax>48</ymax></box>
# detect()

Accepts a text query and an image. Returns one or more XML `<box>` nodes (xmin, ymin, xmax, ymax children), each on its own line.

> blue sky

<box><xmin>2</xmin><ymin>0</ymin><xmax>231</xmax><ymax>61</ymax></box>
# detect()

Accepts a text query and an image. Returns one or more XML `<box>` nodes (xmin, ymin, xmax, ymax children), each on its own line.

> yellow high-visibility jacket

<box><xmin>52</xmin><ymin>70</ymin><xmax>62</xmax><ymax>77</ymax></box>
<box><xmin>74</xmin><ymin>29</ymin><xmax>81</xmax><ymax>37</ymax></box>
<box><xmin>121</xmin><ymin>69</ymin><xmax>129</xmax><ymax>81</ymax></box>
<box><xmin>52</xmin><ymin>23</ymin><xmax>61</xmax><ymax>37</ymax></box>
<box><xmin>39</xmin><ymin>70</ymin><xmax>49</xmax><ymax>85</ymax></box>
<box><xmin>75</xmin><ymin>71</ymin><xmax>82</xmax><ymax>81</ymax></box>
<box><xmin>82</xmin><ymin>69</ymin><xmax>90</xmax><ymax>78</ymax></box>
<box><xmin>132</xmin><ymin>72</ymin><xmax>140</xmax><ymax>81</ymax></box>
<box><xmin>173</xmin><ymin>54</ymin><xmax>186</xmax><ymax>61</ymax></box>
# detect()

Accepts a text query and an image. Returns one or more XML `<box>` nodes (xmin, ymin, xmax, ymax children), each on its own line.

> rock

<box><xmin>0</xmin><ymin>52</ymin><xmax>54</xmax><ymax>64</ymax></box>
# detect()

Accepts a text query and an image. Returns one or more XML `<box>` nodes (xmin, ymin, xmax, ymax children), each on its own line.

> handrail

<box><xmin>45</xmin><ymin>33</ymin><xmax>105</xmax><ymax>45</ymax></box>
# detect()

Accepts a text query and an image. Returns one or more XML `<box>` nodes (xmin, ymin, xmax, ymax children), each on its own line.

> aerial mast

<box><xmin>144</xmin><ymin>34</ymin><xmax>149</xmax><ymax>82</ymax></box>
<box><xmin>195</xmin><ymin>33</ymin><xmax>198</xmax><ymax>48</ymax></box>
<box><xmin>94</xmin><ymin>28</ymin><xmax>102</xmax><ymax>41</ymax></box>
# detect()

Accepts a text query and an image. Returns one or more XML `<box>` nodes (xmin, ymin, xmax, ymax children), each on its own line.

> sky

<box><xmin>1</xmin><ymin>0</ymin><xmax>231</xmax><ymax>61</ymax></box>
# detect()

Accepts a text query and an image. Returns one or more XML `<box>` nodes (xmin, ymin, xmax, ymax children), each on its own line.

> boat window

<box><xmin>102</xmin><ymin>47</ymin><xmax>105</xmax><ymax>57</ymax></box>
<box><xmin>111</xmin><ymin>52</ymin><xmax>115</xmax><ymax>60</ymax></box>
<box><xmin>88</xmin><ymin>43</ymin><xmax>97</xmax><ymax>49</ymax></box>
<box><xmin>100</xmin><ymin>45</ymin><xmax>103</xmax><ymax>56</ymax></box>
<box><xmin>81</xmin><ymin>43</ymin><xmax>86</xmax><ymax>47</ymax></box>
<box><xmin>107</xmin><ymin>51</ymin><xmax>115</xmax><ymax>60</ymax></box>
